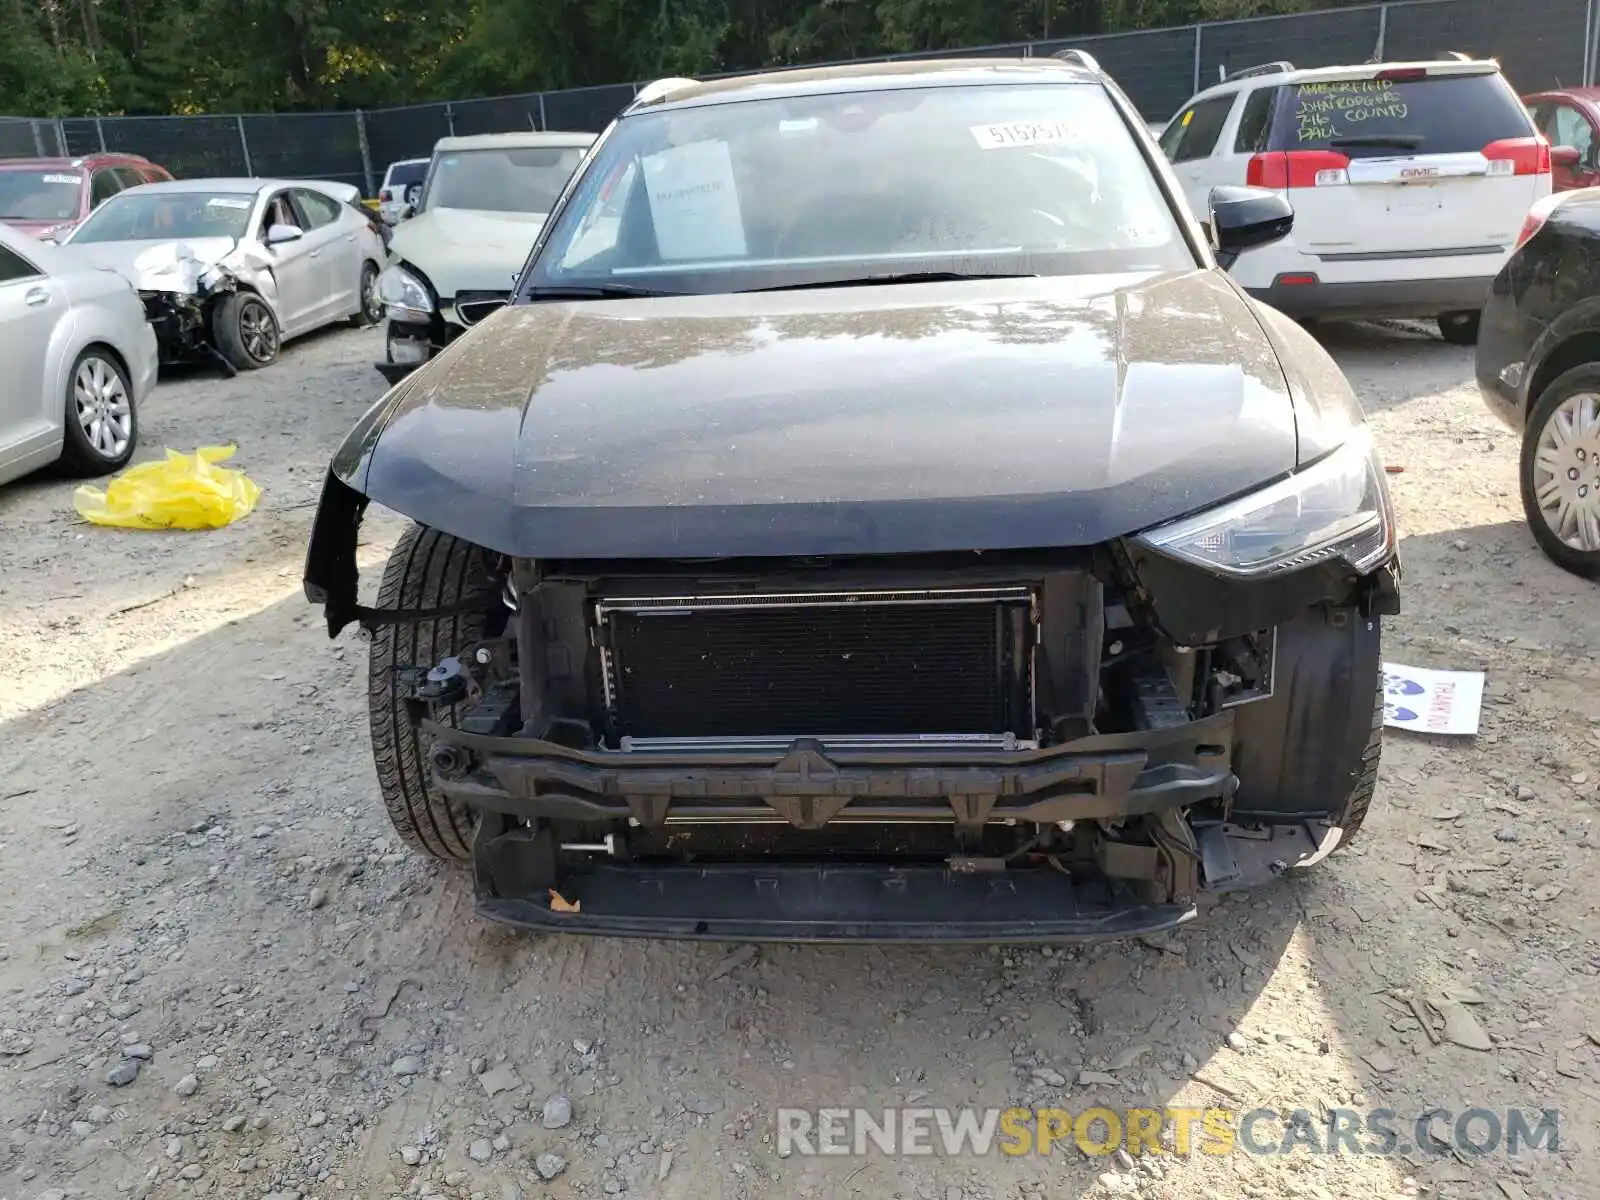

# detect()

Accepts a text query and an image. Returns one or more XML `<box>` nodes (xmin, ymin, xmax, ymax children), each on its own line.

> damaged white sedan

<box><xmin>55</xmin><ymin>178</ymin><xmax>386</xmax><ymax>375</ymax></box>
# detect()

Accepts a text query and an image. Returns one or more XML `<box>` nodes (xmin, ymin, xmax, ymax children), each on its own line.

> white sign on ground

<box><xmin>1380</xmin><ymin>662</ymin><xmax>1486</xmax><ymax>736</ymax></box>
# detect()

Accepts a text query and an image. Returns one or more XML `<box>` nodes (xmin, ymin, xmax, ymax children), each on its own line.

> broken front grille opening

<box><xmin>1098</xmin><ymin>594</ymin><xmax>1276</xmax><ymax>733</ymax></box>
<box><xmin>594</xmin><ymin>586</ymin><xmax>1037</xmax><ymax>751</ymax></box>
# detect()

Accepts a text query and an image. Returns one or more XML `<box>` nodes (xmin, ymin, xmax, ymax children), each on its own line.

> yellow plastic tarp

<box><xmin>73</xmin><ymin>445</ymin><xmax>261</xmax><ymax>531</ymax></box>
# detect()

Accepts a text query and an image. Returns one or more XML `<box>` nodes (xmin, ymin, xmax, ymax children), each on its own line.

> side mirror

<box><xmin>265</xmin><ymin>223</ymin><xmax>304</xmax><ymax>246</ymax></box>
<box><xmin>1208</xmin><ymin>185</ymin><xmax>1294</xmax><ymax>269</ymax></box>
<box><xmin>1552</xmin><ymin>144</ymin><xmax>1583</xmax><ymax>169</ymax></box>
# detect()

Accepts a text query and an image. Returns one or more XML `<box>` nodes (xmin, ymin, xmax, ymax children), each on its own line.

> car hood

<box><xmin>341</xmin><ymin>270</ymin><xmax>1305</xmax><ymax>559</ymax></box>
<box><xmin>389</xmin><ymin>208</ymin><xmax>547</xmax><ymax>299</ymax></box>
<box><xmin>3</xmin><ymin>217</ymin><xmax>74</xmax><ymax>239</ymax></box>
<box><xmin>61</xmin><ymin>237</ymin><xmax>239</xmax><ymax>293</ymax></box>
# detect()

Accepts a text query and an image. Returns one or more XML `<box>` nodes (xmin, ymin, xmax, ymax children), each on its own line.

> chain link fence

<box><xmin>3</xmin><ymin>0</ymin><xmax>1594</xmax><ymax>196</ymax></box>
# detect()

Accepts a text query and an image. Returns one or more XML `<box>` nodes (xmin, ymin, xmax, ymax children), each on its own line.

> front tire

<box><xmin>1437</xmin><ymin>310</ymin><xmax>1481</xmax><ymax>346</ymax></box>
<box><xmin>213</xmin><ymin>292</ymin><xmax>280</xmax><ymax>370</ymax></box>
<box><xmin>1329</xmin><ymin>682</ymin><xmax>1383</xmax><ymax>848</ymax></box>
<box><xmin>58</xmin><ymin>348</ymin><xmax>137</xmax><ymax>477</ymax></box>
<box><xmin>368</xmin><ymin>525</ymin><xmax>507</xmax><ymax>862</ymax></box>
<box><xmin>351</xmin><ymin>261</ymin><xmax>383</xmax><ymax>328</ymax></box>
<box><xmin>1521</xmin><ymin>364</ymin><xmax>1600</xmax><ymax>578</ymax></box>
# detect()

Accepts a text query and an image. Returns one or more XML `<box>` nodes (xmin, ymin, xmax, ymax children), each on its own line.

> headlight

<box><xmin>378</xmin><ymin>265</ymin><xmax>434</xmax><ymax>323</ymax></box>
<box><xmin>1136</xmin><ymin>425</ymin><xmax>1394</xmax><ymax>576</ymax></box>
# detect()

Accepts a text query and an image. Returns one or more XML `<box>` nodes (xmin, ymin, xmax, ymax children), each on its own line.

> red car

<box><xmin>0</xmin><ymin>153</ymin><xmax>173</xmax><ymax>240</ymax></box>
<box><xmin>1524</xmin><ymin>88</ymin><xmax>1600</xmax><ymax>190</ymax></box>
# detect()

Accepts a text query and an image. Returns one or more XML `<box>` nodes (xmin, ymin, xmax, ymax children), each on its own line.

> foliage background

<box><xmin>2</xmin><ymin>0</ymin><xmax>1358</xmax><ymax>117</ymax></box>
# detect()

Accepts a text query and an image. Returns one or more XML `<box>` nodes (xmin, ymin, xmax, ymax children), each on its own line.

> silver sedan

<box><xmin>0</xmin><ymin>221</ymin><xmax>157</xmax><ymax>487</ymax></box>
<box><xmin>57</xmin><ymin>178</ymin><xmax>386</xmax><ymax>372</ymax></box>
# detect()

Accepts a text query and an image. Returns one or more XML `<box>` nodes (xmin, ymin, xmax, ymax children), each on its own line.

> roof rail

<box><xmin>1050</xmin><ymin>48</ymin><xmax>1102</xmax><ymax>73</ymax></box>
<box><xmin>632</xmin><ymin>76</ymin><xmax>700</xmax><ymax>106</ymax></box>
<box><xmin>1222</xmin><ymin>60</ymin><xmax>1295</xmax><ymax>83</ymax></box>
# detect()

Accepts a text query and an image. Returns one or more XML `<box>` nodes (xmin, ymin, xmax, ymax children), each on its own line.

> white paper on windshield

<box><xmin>1380</xmin><ymin>662</ymin><xmax>1486</xmax><ymax>736</ymax></box>
<box><xmin>970</xmin><ymin>121</ymin><xmax>1082</xmax><ymax>150</ymax></box>
<box><xmin>207</xmin><ymin>198</ymin><xmax>252</xmax><ymax>209</ymax></box>
<box><xmin>42</xmin><ymin>174</ymin><xmax>82</xmax><ymax>185</ymax></box>
<box><xmin>640</xmin><ymin>139</ymin><xmax>747</xmax><ymax>260</ymax></box>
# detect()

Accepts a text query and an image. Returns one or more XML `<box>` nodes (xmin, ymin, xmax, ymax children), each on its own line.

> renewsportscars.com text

<box><xmin>776</xmin><ymin>1106</ymin><xmax>1560</xmax><ymax>1158</ymax></box>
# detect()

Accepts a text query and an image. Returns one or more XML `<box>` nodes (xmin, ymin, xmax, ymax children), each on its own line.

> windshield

<box><xmin>421</xmin><ymin>146</ymin><xmax>588</xmax><ymax>214</ymax></box>
<box><xmin>528</xmin><ymin>82</ymin><xmax>1192</xmax><ymax>295</ymax></box>
<box><xmin>68</xmin><ymin>191</ymin><xmax>256</xmax><ymax>243</ymax></box>
<box><xmin>0</xmin><ymin>170</ymin><xmax>83</xmax><ymax>221</ymax></box>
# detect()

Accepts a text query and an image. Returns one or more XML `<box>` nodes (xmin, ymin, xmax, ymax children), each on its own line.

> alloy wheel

<box><xmin>239</xmin><ymin>299</ymin><xmax>279</xmax><ymax>363</ymax></box>
<box><xmin>362</xmin><ymin>264</ymin><xmax>384</xmax><ymax>324</ymax></box>
<box><xmin>73</xmin><ymin>356</ymin><xmax>132</xmax><ymax>462</ymax></box>
<box><xmin>1531</xmin><ymin>390</ymin><xmax>1600</xmax><ymax>551</ymax></box>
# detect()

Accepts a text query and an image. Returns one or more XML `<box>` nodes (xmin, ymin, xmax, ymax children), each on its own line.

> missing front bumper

<box><xmin>469</xmin><ymin>818</ymin><xmax>1340</xmax><ymax>942</ymax></box>
<box><xmin>426</xmin><ymin>710</ymin><xmax>1237</xmax><ymax>830</ymax></box>
<box><xmin>422</xmin><ymin>710</ymin><xmax>1341</xmax><ymax>941</ymax></box>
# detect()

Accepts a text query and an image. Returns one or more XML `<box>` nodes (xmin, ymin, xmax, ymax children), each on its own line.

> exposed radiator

<box><xmin>595</xmin><ymin>588</ymin><xmax>1035</xmax><ymax>746</ymax></box>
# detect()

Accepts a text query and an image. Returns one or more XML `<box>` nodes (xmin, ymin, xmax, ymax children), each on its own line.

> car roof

<box><xmin>1184</xmin><ymin>57</ymin><xmax>1503</xmax><ymax>106</ymax></box>
<box><xmin>385</xmin><ymin>157</ymin><xmax>431</xmax><ymax>168</ymax></box>
<box><xmin>1525</xmin><ymin>86</ymin><xmax>1600</xmax><ymax>103</ymax></box>
<box><xmin>628</xmin><ymin>58</ymin><xmax>1099</xmax><ymax>113</ymax></box>
<box><xmin>433</xmin><ymin>132</ymin><xmax>596</xmax><ymax>153</ymax></box>
<box><xmin>105</xmin><ymin>177</ymin><xmax>342</xmax><ymax>195</ymax></box>
<box><xmin>0</xmin><ymin>153</ymin><xmax>152</xmax><ymax>170</ymax></box>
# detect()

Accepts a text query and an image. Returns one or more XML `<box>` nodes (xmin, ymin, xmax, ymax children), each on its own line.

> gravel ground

<box><xmin>0</xmin><ymin>320</ymin><xmax>1598</xmax><ymax>1200</ymax></box>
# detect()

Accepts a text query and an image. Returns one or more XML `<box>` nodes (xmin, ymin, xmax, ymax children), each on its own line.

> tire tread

<box><xmin>1333</xmin><ymin>681</ymin><xmax>1384</xmax><ymax>846</ymax></box>
<box><xmin>367</xmin><ymin>525</ymin><xmax>499</xmax><ymax>862</ymax></box>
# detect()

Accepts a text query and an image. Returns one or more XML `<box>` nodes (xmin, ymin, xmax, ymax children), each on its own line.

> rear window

<box><xmin>387</xmin><ymin>161</ymin><xmax>428</xmax><ymax>188</ymax></box>
<box><xmin>1269</xmin><ymin>72</ymin><xmax>1533</xmax><ymax>157</ymax></box>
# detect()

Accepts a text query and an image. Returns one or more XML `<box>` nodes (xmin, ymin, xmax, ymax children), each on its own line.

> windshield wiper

<box><xmin>524</xmin><ymin>283</ymin><xmax>681</xmax><ymax>300</ymax></box>
<box><xmin>741</xmin><ymin>271</ymin><xmax>1038</xmax><ymax>293</ymax></box>
<box><xmin>1328</xmin><ymin>134</ymin><xmax>1425</xmax><ymax>149</ymax></box>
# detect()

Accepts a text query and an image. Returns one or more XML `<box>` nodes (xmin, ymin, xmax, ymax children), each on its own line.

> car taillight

<box><xmin>1483</xmin><ymin>136</ymin><xmax>1552</xmax><ymax>177</ymax></box>
<box><xmin>1247</xmin><ymin>150</ymin><xmax>1351</xmax><ymax>189</ymax></box>
<box><xmin>1514</xmin><ymin>212</ymin><xmax>1545</xmax><ymax>247</ymax></box>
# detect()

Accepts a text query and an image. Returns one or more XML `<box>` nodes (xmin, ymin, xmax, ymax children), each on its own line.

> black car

<box><xmin>303</xmin><ymin>56</ymin><xmax>1402</xmax><ymax>942</ymax></box>
<box><xmin>1477</xmin><ymin>189</ymin><xmax>1600</xmax><ymax>578</ymax></box>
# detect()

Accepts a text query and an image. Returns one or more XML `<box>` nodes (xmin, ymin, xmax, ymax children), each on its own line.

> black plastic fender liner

<box><xmin>302</xmin><ymin>470</ymin><xmax>505</xmax><ymax>637</ymax></box>
<box><xmin>1227</xmin><ymin>606</ymin><xmax>1383</xmax><ymax>822</ymax></box>
<box><xmin>303</xmin><ymin>471</ymin><xmax>368</xmax><ymax>637</ymax></box>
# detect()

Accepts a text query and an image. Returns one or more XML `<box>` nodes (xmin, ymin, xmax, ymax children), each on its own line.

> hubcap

<box><xmin>239</xmin><ymin>301</ymin><xmax>279</xmax><ymax>362</ymax></box>
<box><xmin>1532</xmin><ymin>391</ymin><xmax>1600</xmax><ymax>552</ymax></box>
<box><xmin>74</xmin><ymin>357</ymin><xmax>131</xmax><ymax>460</ymax></box>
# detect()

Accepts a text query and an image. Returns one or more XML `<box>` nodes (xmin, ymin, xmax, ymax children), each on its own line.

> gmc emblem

<box><xmin>1401</xmin><ymin>167</ymin><xmax>1440</xmax><ymax>178</ymax></box>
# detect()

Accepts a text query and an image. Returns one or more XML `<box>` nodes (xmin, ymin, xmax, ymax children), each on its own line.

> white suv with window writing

<box><xmin>1157</xmin><ymin>57</ymin><xmax>1556</xmax><ymax>344</ymax></box>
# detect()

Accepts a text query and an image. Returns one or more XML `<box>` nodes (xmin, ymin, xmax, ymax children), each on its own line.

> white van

<box><xmin>1157</xmin><ymin>57</ymin><xmax>1556</xmax><ymax>343</ymax></box>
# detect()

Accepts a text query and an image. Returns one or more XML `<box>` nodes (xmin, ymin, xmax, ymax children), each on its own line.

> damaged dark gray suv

<box><xmin>303</xmin><ymin>55</ymin><xmax>1401</xmax><ymax>941</ymax></box>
